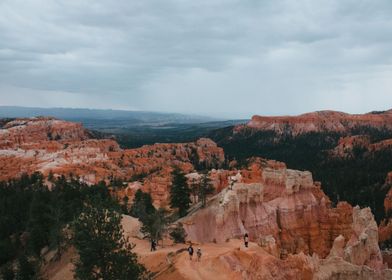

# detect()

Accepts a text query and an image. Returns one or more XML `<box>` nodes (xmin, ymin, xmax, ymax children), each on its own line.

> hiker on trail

<box><xmin>151</xmin><ymin>239</ymin><xmax>157</xmax><ymax>251</ymax></box>
<box><xmin>188</xmin><ymin>244</ymin><xmax>194</xmax><ymax>260</ymax></box>
<box><xmin>197</xmin><ymin>248</ymin><xmax>202</xmax><ymax>262</ymax></box>
<box><xmin>244</xmin><ymin>233</ymin><xmax>249</xmax><ymax>248</ymax></box>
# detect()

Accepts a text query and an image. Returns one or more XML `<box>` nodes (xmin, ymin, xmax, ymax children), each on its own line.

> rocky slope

<box><xmin>241</xmin><ymin>110</ymin><xmax>392</xmax><ymax>136</ymax></box>
<box><xmin>182</xmin><ymin>159</ymin><xmax>355</xmax><ymax>258</ymax></box>
<box><xmin>178</xmin><ymin>159</ymin><xmax>391</xmax><ymax>277</ymax></box>
<box><xmin>379</xmin><ymin>173</ymin><xmax>392</xmax><ymax>245</ymax></box>
<box><xmin>330</xmin><ymin>136</ymin><xmax>392</xmax><ymax>159</ymax></box>
<box><xmin>0</xmin><ymin>117</ymin><xmax>90</xmax><ymax>149</ymax></box>
<box><xmin>0</xmin><ymin>117</ymin><xmax>225</xmax><ymax>206</ymax></box>
<box><xmin>384</xmin><ymin>173</ymin><xmax>392</xmax><ymax>214</ymax></box>
<box><xmin>42</xmin><ymin>212</ymin><xmax>392</xmax><ymax>280</ymax></box>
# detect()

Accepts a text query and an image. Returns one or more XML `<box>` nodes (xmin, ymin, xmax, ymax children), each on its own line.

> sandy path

<box><xmin>129</xmin><ymin>236</ymin><xmax>260</xmax><ymax>280</ymax></box>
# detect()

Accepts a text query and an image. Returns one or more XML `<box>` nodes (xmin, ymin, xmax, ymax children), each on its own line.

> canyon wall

<box><xmin>240</xmin><ymin>110</ymin><xmax>392</xmax><ymax>136</ymax></box>
<box><xmin>181</xmin><ymin>160</ymin><xmax>385</xmax><ymax>273</ymax></box>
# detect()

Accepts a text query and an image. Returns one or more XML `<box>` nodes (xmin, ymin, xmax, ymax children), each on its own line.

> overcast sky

<box><xmin>1</xmin><ymin>0</ymin><xmax>392</xmax><ymax>118</ymax></box>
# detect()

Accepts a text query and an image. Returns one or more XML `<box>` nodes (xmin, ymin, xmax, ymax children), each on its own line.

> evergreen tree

<box><xmin>170</xmin><ymin>168</ymin><xmax>191</xmax><ymax>217</ymax></box>
<box><xmin>169</xmin><ymin>223</ymin><xmax>187</xmax><ymax>244</ymax></box>
<box><xmin>73</xmin><ymin>198</ymin><xmax>146</xmax><ymax>280</ymax></box>
<box><xmin>130</xmin><ymin>190</ymin><xmax>156</xmax><ymax>224</ymax></box>
<box><xmin>28</xmin><ymin>190</ymin><xmax>53</xmax><ymax>255</ymax></box>
<box><xmin>0</xmin><ymin>262</ymin><xmax>15</xmax><ymax>280</ymax></box>
<box><xmin>140</xmin><ymin>208</ymin><xmax>168</xmax><ymax>245</ymax></box>
<box><xmin>198</xmin><ymin>173</ymin><xmax>214</xmax><ymax>207</ymax></box>
<box><xmin>121</xmin><ymin>196</ymin><xmax>129</xmax><ymax>214</ymax></box>
<box><xmin>15</xmin><ymin>254</ymin><xmax>36</xmax><ymax>280</ymax></box>
<box><xmin>0</xmin><ymin>238</ymin><xmax>15</xmax><ymax>266</ymax></box>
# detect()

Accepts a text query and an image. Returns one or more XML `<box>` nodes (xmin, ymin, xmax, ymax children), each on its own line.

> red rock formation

<box><xmin>180</xmin><ymin>160</ymin><xmax>391</xmax><ymax>276</ymax></box>
<box><xmin>41</xmin><ymin>215</ymin><xmax>392</xmax><ymax>280</ymax></box>
<box><xmin>237</xmin><ymin>110</ymin><xmax>392</xmax><ymax>136</ymax></box>
<box><xmin>0</xmin><ymin>117</ymin><xmax>90</xmax><ymax>149</ymax></box>
<box><xmin>330</xmin><ymin>135</ymin><xmax>371</xmax><ymax>158</ymax></box>
<box><xmin>379</xmin><ymin>172</ymin><xmax>392</xmax><ymax>245</ymax></box>
<box><xmin>331</xmin><ymin>136</ymin><xmax>392</xmax><ymax>158</ymax></box>
<box><xmin>182</xmin><ymin>160</ymin><xmax>355</xmax><ymax>259</ymax></box>
<box><xmin>0</xmin><ymin>118</ymin><xmax>225</xmax><ymax>206</ymax></box>
<box><xmin>384</xmin><ymin>172</ymin><xmax>392</xmax><ymax>214</ymax></box>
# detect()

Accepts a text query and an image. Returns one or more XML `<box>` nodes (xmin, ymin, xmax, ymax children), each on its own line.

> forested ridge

<box><xmin>210</xmin><ymin>126</ymin><xmax>392</xmax><ymax>223</ymax></box>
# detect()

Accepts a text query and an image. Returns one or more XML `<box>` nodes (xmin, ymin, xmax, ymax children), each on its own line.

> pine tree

<box><xmin>198</xmin><ymin>173</ymin><xmax>214</xmax><ymax>207</ymax></box>
<box><xmin>15</xmin><ymin>254</ymin><xmax>35</xmax><ymax>280</ymax></box>
<box><xmin>170</xmin><ymin>168</ymin><xmax>191</xmax><ymax>217</ymax></box>
<box><xmin>140</xmin><ymin>208</ymin><xmax>168</xmax><ymax>245</ymax></box>
<box><xmin>73</xmin><ymin>198</ymin><xmax>146</xmax><ymax>280</ymax></box>
<box><xmin>0</xmin><ymin>262</ymin><xmax>15</xmax><ymax>280</ymax></box>
<box><xmin>130</xmin><ymin>190</ymin><xmax>156</xmax><ymax>224</ymax></box>
<box><xmin>28</xmin><ymin>190</ymin><xmax>53</xmax><ymax>255</ymax></box>
<box><xmin>169</xmin><ymin>223</ymin><xmax>187</xmax><ymax>244</ymax></box>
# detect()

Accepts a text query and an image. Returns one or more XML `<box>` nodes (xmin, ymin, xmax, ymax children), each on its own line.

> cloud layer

<box><xmin>1</xmin><ymin>0</ymin><xmax>392</xmax><ymax>118</ymax></box>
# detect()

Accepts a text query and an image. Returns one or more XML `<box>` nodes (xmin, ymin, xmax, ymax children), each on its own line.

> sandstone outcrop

<box><xmin>239</xmin><ymin>110</ymin><xmax>392</xmax><ymax>136</ymax></box>
<box><xmin>181</xmin><ymin>159</ymin><xmax>390</xmax><ymax>276</ymax></box>
<box><xmin>182</xmin><ymin>160</ymin><xmax>354</xmax><ymax>259</ymax></box>
<box><xmin>0</xmin><ymin>117</ymin><xmax>90</xmax><ymax>149</ymax></box>
<box><xmin>379</xmin><ymin>172</ymin><xmax>392</xmax><ymax>245</ymax></box>
<box><xmin>344</xmin><ymin>207</ymin><xmax>384</xmax><ymax>269</ymax></box>
<box><xmin>330</xmin><ymin>136</ymin><xmax>392</xmax><ymax>158</ymax></box>
<box><xmin>330</xmin><ymin>135</ymin><xmax>371</xmax><ymax>158</ymax></box>
<box><xmin>384</xmin><ymin>172</ymin><xmax>392</xmax><ymax>214</ymax></box>
<box><xmin>0</xmin><ymin>118</ymin><xmax>225</xmax><ymax>206</ymax></box>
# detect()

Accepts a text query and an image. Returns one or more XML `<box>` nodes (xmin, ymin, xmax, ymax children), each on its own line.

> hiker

<box><xmin>244</xmin><ymin>233</ymin><xmax>249</xmax><ymax>248</ymax></box>
<box><xmin>151</xmin><ymin>239</ymin><xmax>156</xmax><ymax>251</ymax></box>
<box><xmin>188</xmin><ymin>244</ymin><xmax>194</xmax><ymax>260</ymax></box>
<box><xmin>197</xmin><ymin>248</ymin><xmax>202</xmax><ymax>262</ymax></box>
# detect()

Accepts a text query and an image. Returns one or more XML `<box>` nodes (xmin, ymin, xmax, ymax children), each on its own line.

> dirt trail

<box><xmin>42</xmin><ymin>216</ymin><xmax>263</xmax><ymax>280</ymax></box>
<box><xmin>129</xmin><ymin>237</ymin><xmax>260</xmax><ymax>280</ymax></box>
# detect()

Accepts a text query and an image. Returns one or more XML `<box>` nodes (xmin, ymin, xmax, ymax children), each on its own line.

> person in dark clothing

<box><xmin>151</xmin><ymin>239</ymin><xmax>157</xmax><ymax>251</ymax></box>
<box><xmin>244</xmin><ymin>233</ymin><xmax>249</xmax><ymax>248</ymax></box>
<box><xmin>188</xmin><ymin>244</ymin><xmax>194</xmax><ymax>260</ymax></box>
<box><xmin>197</xmin><ymin>248</ymin><xmax>202</xmax><ymax>262</ymax></box>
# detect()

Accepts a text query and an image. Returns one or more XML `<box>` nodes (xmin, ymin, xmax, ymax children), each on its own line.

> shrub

<box><xmin>170</xmin><ymin>223</ymin><xmax>187</xmax><ymax>244</ymax></box>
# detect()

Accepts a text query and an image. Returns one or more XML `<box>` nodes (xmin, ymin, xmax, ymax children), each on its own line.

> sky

<box><xmin>1</xmin><ymin>0</ymin><xmax>392</xmax><ymax>119</ymax></box>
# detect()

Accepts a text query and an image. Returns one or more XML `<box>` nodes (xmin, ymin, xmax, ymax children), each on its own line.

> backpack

<box><xmin>188</xmin><ymin>247</ymin><xmax>194</xmax><ymax>254</ymax></box>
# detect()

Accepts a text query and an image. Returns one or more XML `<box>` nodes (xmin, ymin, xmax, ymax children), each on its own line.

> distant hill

<box><xmin>0</xmin><ymin>106</ymin><xmax>217</xmax><ymax>124</ymax></box>
<box><xmin>242</xmin><ymin>109</ymin><xmax>392</xmax><ymax>135</ymax></box>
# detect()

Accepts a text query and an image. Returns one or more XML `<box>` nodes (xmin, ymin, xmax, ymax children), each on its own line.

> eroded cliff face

<box><xmin>330</xmin><ymin>136</ymin><xmax>392</xmax><ymax>159</ymax></box>
<box><xmin>179</xmin><ymin>160</ymin><xmax>392</xmax><ymax>278</ymax></box>
<box><xmin>239</xmin><ymin>110</ymin><xmax>392</xmax><ymax>136</ymax></box>
<box><xmin>43</xmin><ymin>215</ymin><xmax>392</xmax><ymax>280</ymax></box>
<box><xmin>384</xmin><ymin>173</ymin><xmax>392</xmax><ymax>214</ymax></box>
<box><xmin>182</xmin><ymin>161</ymin><xmax>354</xmax><ymax>259</ymax></box>
<box><xmin>379</xmin><ymin>173</ymin><xmax>392</xmax><ymax>246</ymax></box>
<box><xmin>0</xmin><ymin>118</ymin><xmax>225</xmax><ymax>206</ymax></box>
<box><xmin>0</xmin><ymin>117</ymin><xmax>90</xmax><ymax>149</ymax></box>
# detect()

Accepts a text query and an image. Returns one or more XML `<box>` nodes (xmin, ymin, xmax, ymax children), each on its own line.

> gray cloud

<box><xmin>0</xmin><ymin>0</ymin><xmax>392</xmax><ymax>118</ymax></box>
